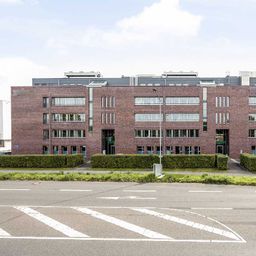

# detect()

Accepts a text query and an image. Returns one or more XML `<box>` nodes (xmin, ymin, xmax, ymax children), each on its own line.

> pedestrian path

<box><xmin>0</xmin><ymin>205</ymin><xmax>245</xmax><ymax>243</ymax></box>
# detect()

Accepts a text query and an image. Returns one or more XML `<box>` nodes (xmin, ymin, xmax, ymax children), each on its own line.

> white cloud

<box><xmin>116</xmin><ymin>0</ymin><xmax>201</xmax><ymax>39</ymax></box>
<box><xmin>46</xmin><ymin>0</ymin><xmax>202</xmax><ymax>51</ymax></box>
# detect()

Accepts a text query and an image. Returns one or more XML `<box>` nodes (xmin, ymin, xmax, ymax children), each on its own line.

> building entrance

<box><xmin>216</xmin><ymin>129</ymin><xmax>229</xmax><ymax>155</ymax></box>
<box><xmin>102</xmin><ymin>130</ymin><xmax>115</xmax><ymax>154</ymax></box>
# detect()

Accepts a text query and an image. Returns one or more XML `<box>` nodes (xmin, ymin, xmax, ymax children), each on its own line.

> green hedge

<box><xmin>91</xmin><ymin>154</ymin><xmax>159</xmax><ymax>168</ymax></box>
<box><xmin>216</xmin><ymin>154</ymin><xmax>228</xmax><ymax>170</ymax></box>
<box><xmin>0</xmin><ymin>155</ymin><xmax>84</xmax><ymax>168</ymax></box>
<box><xmin>91</xmin><ymin>154</ymin><xmax>227</xmax><ymax>169</ymax></box>
<box><xmin>162</xmin><ymin>154</ymin><xmax>216</xmax><ymax>169</ymax></box>
<box><xmin>240</xmin><ymin>153</ymin><xmax>256</xmax><ymax>172</ymax></box>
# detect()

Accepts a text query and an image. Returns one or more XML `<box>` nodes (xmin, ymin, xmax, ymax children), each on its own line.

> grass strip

<box><xmin>0</xmin><ymin>172</ymin><xmax>255</xmax><ymax>186</ymax></box>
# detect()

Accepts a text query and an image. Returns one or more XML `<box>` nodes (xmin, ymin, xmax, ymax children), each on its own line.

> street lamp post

<box><xmin>153</xmin><ymin>89</ymin><xmax>163</xmax><ymax>176</ymax></box>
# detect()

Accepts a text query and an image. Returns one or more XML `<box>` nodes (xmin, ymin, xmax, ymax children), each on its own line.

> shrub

<box><xmin>66</xmin><ymin>154</ymin><xmax>84</xmax><ymax>167</ymax></box>
<box><xmin>240</xmin><ymin>153</ymin><xmax>256</xmax><ymax>172</ymax></box>
<box><xmin>162</xmin><ymin>154</ymin><xmax>216</xmax><ymax>169</ymax></box>
<box><xmin>0</xmin><ymin>155</ymin><xmax>84</xmax><ymax>168</ymax></box>
<box><xmin>216</xmin><ymin>154</ymin><xmax>228</xmax><ymax>170</ymax></box>
<box><xmin>91</xmin><ymin>154</ymin><xmax>159</xmax><ymax>168</ymax></box>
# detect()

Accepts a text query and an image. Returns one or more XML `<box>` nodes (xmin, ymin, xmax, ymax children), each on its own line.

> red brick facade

<box><xmin>11</xmin><ymin>85</ymin><xmax>256</xmax><ymax>159</ymax></box>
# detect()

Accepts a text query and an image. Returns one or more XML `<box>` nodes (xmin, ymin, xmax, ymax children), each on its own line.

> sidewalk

<box><xmin>0</xmin><ymin>159</ymin><xmax>254</xmax><ymax>176</ymax></box>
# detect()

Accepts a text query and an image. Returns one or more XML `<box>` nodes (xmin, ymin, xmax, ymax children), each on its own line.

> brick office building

<box><xmin>11</xmin><ymin>71</ymin><xmax>256</xmax><ymax>159</ymax></box>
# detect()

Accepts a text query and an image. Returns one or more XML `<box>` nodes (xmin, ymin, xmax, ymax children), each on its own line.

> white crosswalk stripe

<box><xmin>132</xmin><ymin>208</ymin><xmax>240</xmax><ymax>241</ymax></box>
<box><xmin>73</xmin><ymin>207</ymin><xmax>171</xmax><ymax>239</ymax></box>
<box><xmin>14</xmin><ymin>206</ymin><xmax>88</xmax><ymax>238</ymax></box>
<box><xmin>0</xmin><ymin>228</ymin><xmax>11</xmax><ymax>237</ymax></box>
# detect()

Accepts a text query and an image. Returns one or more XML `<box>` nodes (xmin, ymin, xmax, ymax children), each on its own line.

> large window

<box><xmin>52</xmin><ymin>97</ymin><xmax>85</xmax><ymax>106</ymax></box>
<box><xmin>52</xmin><ymin>130</ymin><xmax>85</xmax><ymax>138</ymax></box>
<box><xmin>135</xmin><ymin>114</ymin><xmax>163</xmax><ymax>122</ymax></box>
<box><xmin>249</xmin><ymin>130</ymin><xmax>256</xmax><ymax>138</ymax></box>
<box><xmin>52</xmin><ymin>113</ymin><xmax>85</xmax><ymax>122</ymax></box>
<box><xmin>135</xmin><ymin>129</ymin><xmax>161</xmax><ymax>138</ymax></box>
<box><xmin>249</xmin><ymin>114</ymin><xmax>256</xmax><ymax>122</ymax></box>
<box><xmin>135</xmin><ymin>97</ymin><xmax>163</xmax><ymax>105</ymax></box>
<box><xmin>165</xmin><ymin>97</ymin><xmax>199</xmax><ymax>105</ymax></box>
<box><xmin>166</xmin><ymin>113</ymin><xmax>199</xmax><ymax>122</ymax></box>
<box><xmin>249</xmin><ymin>97</ymin><xmax>256</xmax><ymax>105</ymax></box>
<box><xmin>166</xmin><ymin>129</ymin><xmax>199</xmax><ymax>138</ymax></box>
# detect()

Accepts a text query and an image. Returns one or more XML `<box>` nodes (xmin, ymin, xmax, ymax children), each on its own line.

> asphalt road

<box><xmin>0</xmin><ymin>181</ymin><xmax>255</xmax><ymax>256</ymax></box>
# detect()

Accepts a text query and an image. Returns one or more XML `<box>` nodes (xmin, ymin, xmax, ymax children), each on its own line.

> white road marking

<box><xmin>188</xmin><ymin>191</ymin><xmax>222</xmax><ymax>193</ymax></box>
<box><xmin>73</xmin><ymin>207</ymin><xmax>171</xmax><ymax>239</ymax></box>
<box><xmin>0</xmin><ymin>189</ymin><xmax>30</xmax><ymax>191</ymax></box>
<box><xmin>98</xmin><ymin>197</ymin><xmax>120</xmax><ymax>200</ymax></box>
<box><xmin>14</xmin><ymin>207</ymin><xmax>88</xmax><ymax>238</ymax></box>
<box><xmin>59</xmin><ymin>189</ymin><xmax>92</xmax><ymax>192</ymax></box>
<box><xmin>98</xmin><ymin>196</ymin><xmax>156</xmax><ymax>200</ymax></box>
<box><xmin>0</xmin><ymin>236</ymin><xmax>246</xmax><ymax>243</ymax></box>
<box><xmin>191</xmin><ymin>208</ymin><xmax>233</xmax><ymax>210</ymax></box>
<box><xmin>0</xmin><ymin>228</ymin><xmax>11</xmax><ymax>237</ymax></box>
<box><xmin>132</xmin><ymin>208</ymin><xmax>240</xmax><ymax>241</ymax></box>
<box><xmin>123</xmin><ymin>190</ymin><xmax>156</xmax><ymax>193</ymax></box>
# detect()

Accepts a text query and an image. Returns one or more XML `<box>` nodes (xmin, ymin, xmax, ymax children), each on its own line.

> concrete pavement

<box><xmin>0</xmin><ymin>181</ymin><xmax>255</xmax><ymax>255</ymax></box>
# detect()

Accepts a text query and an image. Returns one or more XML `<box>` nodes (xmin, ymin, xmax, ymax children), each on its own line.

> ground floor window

<box><xmin>53</xmin><ymin>146</ymin><xmax>58</xmax><ymax>155</ymax></box>
<box><xmin>252</xmin><ymin>146</ymin><xmax>256</xmax><ymax>154</ymax></box>
<box><xmin>166</xmin><ymin>146</ymin><xmax>173</xmax><ymax>155</ymax></box>
<box><xmin>42</xmin><ymin>146</ymin><xmax>49</xmax><ymax>154</ymax></box>
<box><xmin>137</xmin><ymin>146</ymin><xmax>144</xmax><ymax>154</ymax></box>
<box><xmin>61</xmin><ymin>146</ymin><xmax>68</xmax><ymax>155</ymax></box>
<box><xmin>71</xmin><ymin>146</ymin><xmax>77</xmax><ymax>154</ymax></box>
<box><xmin>146</xmin><ymin>146</ymin><xmax>154</xmax><ymax>154</ymax></box>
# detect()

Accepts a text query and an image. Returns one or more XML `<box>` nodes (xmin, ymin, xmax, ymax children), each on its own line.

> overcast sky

<box><xmin>0</xmin><ymin>0</ymin><xmax>256</xmax><ymax>101</ymax></box>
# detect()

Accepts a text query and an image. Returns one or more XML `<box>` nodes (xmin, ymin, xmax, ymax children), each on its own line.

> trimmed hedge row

<box><xmin>0</xmin><ymin>155</ymin><xmax>84</xmax><ymax>168</ymax></box>
<box><xmin>240</xmin><ymin>153</ymin><xmax>256</xmax><ymax>172</ymax></box>
<box><xmin>91</xmin><ymin>154</ymin><xmax>159</xmax><ymax>168</ymax></box>
<box><xmin>91</xmin><ymin>154</ymin><xmax>228</xmax><ymax>170</ymax></box>
<box><xmin>162</xmin><ymin>154</ymin><xmax>216</xmax><ymax>169</ymax></box>
<box><xmin>216</xmin><ymin>154</ymin><xmax>228</xmax><ymax>170</ymax></box>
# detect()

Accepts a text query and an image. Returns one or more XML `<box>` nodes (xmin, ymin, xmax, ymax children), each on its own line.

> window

<box><xmin>101</xmin><ymin>113</ymin><xmax>116</xmax><ymax>124</ymax></box>
<box><xmin>156</xmin><ymin>146</ymin><xmax>162</xmax><ymax>155</ymax></box>
<box><xmin>185</xmin><ymin>146</ymin><xmax>192</xmax><ymax>154</ymax></box>
<box><xmin>249</xmin><ymin>130</ymin><xmax>256</xmax><ymax>138</ymax></box>
<box><xmin>135</xmin><ymin>97</ymin><xmax>163</xmax><ymax>105</ymax></box>
<box><xmin>216</xmin><ymin>97</ymin><xmax>230</xmax><ymax>108</ymax></box>
<box><xmin>43</xmin><ymin>97</ymin><xmax>49</xmax><ymax>108</ymax></box>
<box><xmin>165</xmin><ymin>97</ymin><xmax>199</xmax><ymax>105</ymax></box>
<box><xmin>175</xmin><ymin>146</ymin><xmax>183</xmax><ymax>154</ymax></box>
<box><xmin>53</xmin><ymin>146</ymin><xmax>58</xmax><ymax>155</ymax></box>
<box><xmin>203</xmin><ymin>88</ymin><xmax>207</xmax><ymax>131</ymax></box>
<box><xmin>42</xmin><ymin>146</ymin><xmax>49</xmax><ymax>154</ymax></box>
<box><xmin>89</xmin><ymin>88</ymin><xmax>93</xmax><ymax>132</ymax></box>
<box><xmin>135</xmin><ymin>114</ymin><xmax>163</xmax><ymax>122</ymax></box>
<box><xmin>52</xmin><ymin>130</ymin><xmax>85</xmax><ymax>138</ymax></box>
<box><xmin>0</xmin><ymin>140</ymin><xmax>4</xmax><ymax>147</ymax></box>
<box><xmin>166</xmin><ymin>113</ymin><xmax>199</xmax><ymax>122</ymax></box>
<box><xmin>71</xmin><ymin>146</ymin><xmax>77</xmax><ymax>154</ymax></box>
<box><xmin>61</xmin><ymin>146</ymin><xmax>68</xmax><ymax>155</ymax></box>
<box><xmin>194</xmin><ymin>146</ymin><xmax>201</xmax><ymax>154</ymax></box>
<box><xmin>147</xmin><ymin>146</ymin><xmax>154</xmax><ymax>154</ymax></box>
<box><xmin>137</xmin><ymin>146</ymin><xmax>144</xmax><ymax>154</ymax></box>
<box><xmin>43</xmin><ymin>130</ymin><xmax>49</xmax><ymax>140</ymax></box>
<box><xmin>135</xmin><ymin>129</ymin><xmax>161</xmax><ymax>138</ymax></box>
<box><xmin>166</xmin><ymin>146</ymin><xmax>173</xmax><ymax>155</ymax></box>
<box><xmin>249</xmin><ymin>114</ymin><xmax>256</xmax><ymax>122</ymax></box>
<box><xmin>249</xmin><ymin>97</ymin><xmax>256</xmax><ymax>105</ymax></box>
<box><xmin>52</xmin><ymin>113</ymin><xmax>85</xmax><ymax>122</ymax></box>
<box><xmin>43</xmin><ymin>113</ymin><xmax>49</xmax><ymax>124</ymax></box>
<box><xmin>52</xmin><ymin>97</ymin><xmax>85</xmax><ymax>106</ymax></box>
<box><xmin>252</xmin><ymin>146</ymin><xmax>256</xmax><ymax>154</ymax></box>
<box><xmin>102</xmin><ymin>96</ymin><xmax>116</xmax><ymax>108</ymax></box>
